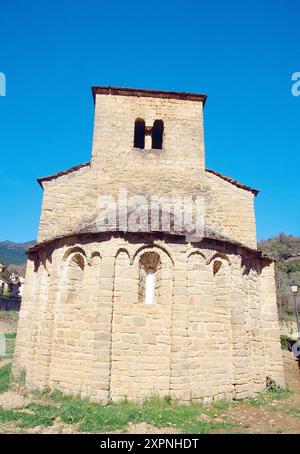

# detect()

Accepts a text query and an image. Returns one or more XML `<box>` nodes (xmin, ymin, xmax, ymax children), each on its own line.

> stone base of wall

<box><xmin>13</xmin><ymin>233</ymin><xmax>285</xmax><ymax>403</ymax></box>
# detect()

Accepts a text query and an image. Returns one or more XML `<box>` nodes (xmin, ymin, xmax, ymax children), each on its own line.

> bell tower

<box><xmin>91</xmin><ymin>86</ymin><xmax>207</xmax><ymax>198</ymax></box>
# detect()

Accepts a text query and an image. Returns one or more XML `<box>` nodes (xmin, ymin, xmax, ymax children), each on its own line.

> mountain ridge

<box><xmin>0</xmin><ymin>240</ymin><xmax>36</xmax><ymax>265</ymax></box>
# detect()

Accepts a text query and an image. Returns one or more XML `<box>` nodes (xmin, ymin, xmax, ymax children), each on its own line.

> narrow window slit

<box><xmin>152</xmin><ymin>120</ymin><xmax>164</xmax><ymax>149</ymax></box>
<box><xmin>134</xmin><ymin>118</ymin><xmax>145</xmax><ymax>149</ymax></box>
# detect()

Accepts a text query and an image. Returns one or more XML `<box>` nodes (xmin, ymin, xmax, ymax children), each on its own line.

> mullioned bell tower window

<box><xmin>134</xmin><ymin>118</ymin><xmax>164</xmax><ymax>150</ymax></box>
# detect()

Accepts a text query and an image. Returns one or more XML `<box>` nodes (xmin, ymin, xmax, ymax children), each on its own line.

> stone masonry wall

<box><xmin>13</xmin><ymin>233</ymin><xmax>285</xmax><ymax>403</ymax></box>
<box><xmin>205</xmin><ymin>171</ymin><xmax>257</xmax><ymax>249</ymax></box>
<box><xmin>37</xmin><ymin>93</ymin><xmax>256</xmax><ymax>249</ymax></box>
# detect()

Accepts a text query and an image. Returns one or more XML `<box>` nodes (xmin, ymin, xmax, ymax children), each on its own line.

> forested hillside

<box><xmin>259</xmin><ymin>233</ymin><xmax>300</xmax><ymax>316</ymax></box>
<box><xmin>0</xmin><ymin>241</ymin><xmax>35</xmax><ymax>266</ymax></box>
<box><xmin>0</xmin><ymin>241</ymin><xmax>35</xmax><ymax>278</ymax></box>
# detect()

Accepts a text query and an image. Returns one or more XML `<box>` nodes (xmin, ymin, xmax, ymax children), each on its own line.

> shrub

<box><xmin>280</xmin><ymin>335</ymin><xmax>291</xmax><ymax>350</ymax></box>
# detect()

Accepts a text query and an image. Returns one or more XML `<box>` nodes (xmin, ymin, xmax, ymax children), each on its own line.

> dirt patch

<box><xmin>0</xmin><ymin>358</ymin><xmax>12</xmax><ymax>368</ymax></box>
<box><xmin>0</xmin><ymin>390</ymin><xmax>30</xmax><ymax>410</ymax></box>
<box><xmin>0</xmin><ymin>316</ymin><xmax>19</xmax><ymax>334</ymax></box>
<box><xmin>123</xmin><ymin>422</ymin><xmax>179</xmax><ymax>434</ymax></box>
<box><xmin>282</xmin><ymin>350</ymin><xmax>300</xmax><ymax>392</ymax></box>
<box><xmin>0</xmin><ymin>423</ymin><xmax>24</xmax><ymax>434</ymax></box>
<box><xmin>0</xmin><ymin>421</ymin><xmax>79</xmax><ymax>435</ymax></box>
<box><xmin>213</xmin><ymin>351</ymin><xmax>300</xmax><ymax>434</ymax></box>
<box><xmin>27</xmin><ymin>421</ymin><xmax>79</xmax><ymax>434</ymax></box>
<box><xmin>216</xmin><ymin>403</ymin><xmax>300</xmax><ymax>434</ymax></box>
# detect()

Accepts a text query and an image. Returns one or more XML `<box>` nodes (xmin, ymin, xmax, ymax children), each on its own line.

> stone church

<box><xmin>13</xmin><ymin>86</ymin><xmax>284</xmax><ymax>403</ymax></box>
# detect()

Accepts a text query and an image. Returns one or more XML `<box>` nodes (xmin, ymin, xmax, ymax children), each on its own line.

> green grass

<box><xmin>0</xmin><ymin>363</ymin><xmax>12</xmax><ymax>393</ymax></box>
<box><xmin>4</xmin><ymin>332</ymin><xmax>16</xmax><ymax>359</ymax></box>
<box><xmin>0</xmin><ymin>311</ymin><xmax>18</xmax><ymax>319</ymax></box>
<box><xmin>0</xmin><ymin>383</ymin><xmax>293</xmax><ymax>433</ymax></box>
<box><xmin>280</xmin><ymin>311</ymin><xmax>298</xmax><ymax>322</ymax></box>
<box><xmin>0</xmin><ymin>404</ymin><xmax>57</xmax><ymax>429</ymax></box>
<box><xmin>247</xmin><ymin>380</ymin><xmax>292</xmax><ymax>408</ymax></box>
<box><xmin>280</xmin><ymin>335</ymin><xmax>291</xmax><ymax>350</ymax></box>
<box><xmin>0</xmin><ymin>332</ymin><xmax>16</xmax><ymax>393</ymax></box>
<box><xmin>51</xmin><ymin>393</ymin><xmax>236</xmax><ymax>433</ymax></box>
<box><xmin>0</xmin><ymin>332</ymin><xmax>16</xmax><ymax>364</ymax></box>
<box><xmin>0</xmin><ymin>392</ymin><xmax>239</xmax><ymax>433</ymax></box>
<box><xmin>288</xmin><ymin>408</ymin><xmax>300</xmax><ymax>419</ymax></box>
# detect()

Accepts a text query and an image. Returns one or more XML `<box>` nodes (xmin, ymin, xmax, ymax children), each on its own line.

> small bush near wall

<box><xmin>280</xmin><ymin>335</ymin><xmax>291</xmax><ymax>350</ymax></box>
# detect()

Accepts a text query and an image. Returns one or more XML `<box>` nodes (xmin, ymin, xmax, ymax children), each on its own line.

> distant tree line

<box><xmin>259</xmin><ymin>233</ymin><xmax>300</xmax><ymax>318</ymax></box>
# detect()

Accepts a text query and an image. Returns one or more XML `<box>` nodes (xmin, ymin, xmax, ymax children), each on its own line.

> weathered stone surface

<box><xmin>13</xmin><ymin>234</ymin><xmax>285</xmax><ymax>403</ymax></box>
<box><xmin>36</xmin><ymin>91</ymin><xmax>257</xmax><ymax>249</ymax></box>
<box><xmin>13</xmin><ymin>87</ymin><xmax>284</xmax><ymax>403</ymax></box>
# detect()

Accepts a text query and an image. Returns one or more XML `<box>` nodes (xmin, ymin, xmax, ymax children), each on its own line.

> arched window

<box><xmin>138</xmin><ymin>252</ymin><xmax>161</xmax><ymax>304</ymax></box>
<box><xmin>152</xmin><ymin>119</ymin><xmax>164</xmax><ymax>149</ymax></box>
<box><xmin>134</xmin><ymin>118</ymin><xmax>145</xmax><ymax>149</ymax></box>
<box><xmin>145</xmin><ymin>269</ymin><xmax>155</xmax><ymax>305</ymax></box>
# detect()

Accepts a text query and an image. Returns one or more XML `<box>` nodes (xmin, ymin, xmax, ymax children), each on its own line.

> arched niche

<box><xmin>60</xmin><ymin>251</ymin><xmax>86</xmax><ymax>307</ymax></box>
<box><xmin>114</xmin><ymin>249</ymin><xmax>132</xmax><ymax>305</ymax></box>
<box><xmin>187</xmin><ymin>251</ymin><xmax>207</xmax><ymax>305</ymax></box>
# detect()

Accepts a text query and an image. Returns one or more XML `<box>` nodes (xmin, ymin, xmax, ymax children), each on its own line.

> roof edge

<box><xmin>206</xmin><ymin>168</ymin><xmax>259</xmax><ymax>196</ymax></box>
<box><xmin>27</xmin><ymin>230</ymin><xmax>272</xmax><ymax>261</ymax></box>
<box><xmin>36</xmin><ymin>162</ymin><xmax>259</xmax><ymax>196</ymax></box>
<box><xmin>37</xmin><ymin>162</ymin><xmax>91</xmax><ymax>188</ymax></box>
<box><xmin>92</xmin><ymin>86</ymin><xmax>207</xmax><ymax>105</ymax></box>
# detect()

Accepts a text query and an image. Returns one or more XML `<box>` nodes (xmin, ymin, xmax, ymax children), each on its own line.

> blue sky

<box><xmin>0</xmin><ymin>0</ymin><xmax>299</xmax><ymax>242</ymax></box>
